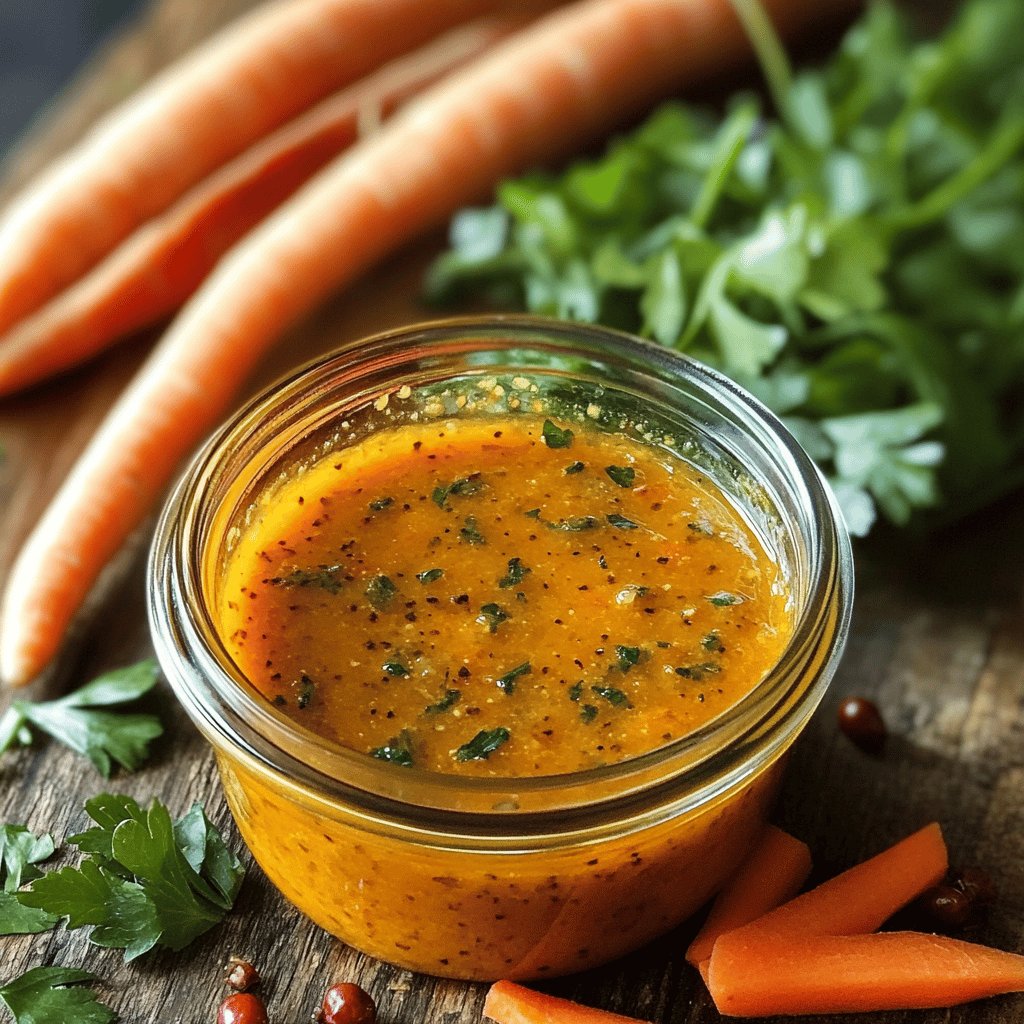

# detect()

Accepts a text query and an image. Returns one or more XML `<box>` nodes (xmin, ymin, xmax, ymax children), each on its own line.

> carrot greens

<box><xmin>429</xmin><ymin>0</ymin><xmax>1024</xmax><ymax>535</ymax></box>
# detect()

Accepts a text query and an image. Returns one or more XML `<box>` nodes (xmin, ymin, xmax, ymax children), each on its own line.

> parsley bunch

<box><xmin>428</xmin><ymin>0</ymin><xmax>1024</xmax><ymax>535</ymax></box>
<box><xmin>15</xmin><ymin>794</ymin><xmax>244</xmax><ymax>961</ymax></box>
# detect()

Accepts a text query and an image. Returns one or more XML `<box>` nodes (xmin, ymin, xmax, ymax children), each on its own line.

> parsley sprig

<box><xmin>16</xmin><ymin>794</ymin><xmax>244</xmax><ymax>962</ymax></box>
<box><xmin>0</xmin><ymin>661</ymin><xmax>163</xmax><ymax>777</ymax></box>
<box><xmin>0</xmin><ymin>825</ymin><xmax>57</xmax><ymax>936</ymax></box>
<box><xmin>428</xmin><ymin>0</ymin><xmax>1024</xmax><ymax>535</ymax></box>
<box><xmin>0</xmin><ymin>968</ymin><xmax>114</xmax><ymax>1024</ymax></box>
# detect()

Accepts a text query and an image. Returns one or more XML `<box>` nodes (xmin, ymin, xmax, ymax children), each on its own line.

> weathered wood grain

<box><xmin>1</xmin><ymin>2</ymin><xmax>1023</xmax><ymax>1023</ymax></box>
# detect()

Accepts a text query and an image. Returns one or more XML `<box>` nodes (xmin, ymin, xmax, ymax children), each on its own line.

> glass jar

<box><xmin>148</xmin><ymin>316</ymin><xmax>853</xmax><ymax>981</ymax></box>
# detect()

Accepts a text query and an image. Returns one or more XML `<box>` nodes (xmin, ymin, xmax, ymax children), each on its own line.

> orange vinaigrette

<box><xmin>218</xmin><ymin>414</ymin><xmax>791</xmax><ymax>775</ymax></box>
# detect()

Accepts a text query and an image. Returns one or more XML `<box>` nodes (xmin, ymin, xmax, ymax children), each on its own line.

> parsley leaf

<box><xmin>580</xmin><ymin>705</ymin><xmax>599</xmax><ymax>724</ymax></box>
<box><xmin>368</xmin><ymin>496</ymin><xmax>394</xmax><ymax>512</ymax></box>
<box><xmin>542</xmin><ymin>419</ymin><xmax>575</xmax><ymax>449</ymax></box>
<box><xmin>382</xmin><ymin>660</ymin><xmax>410</xmax><ymax>678</ymax></box>
<box><xmin>708</xmin><ymin>591</ymin><xmax>744</xmax><ymax>607</ymax></box>
<box><xmin>605</xmin><ymin>465</ymin><xmax>635</xmax><ymax>488</ymax></box>
<box><xmin>459</xmin><ymin>516</ymin><xmax>486</xmax><ymax>545</ymax></box>
<box><xmin>564</xmin><ymin>461</ymin><xmax>586</xmax><ymax>475</ymax></box>
<box><xmin>454</xmin><ymin>728</ymin><xmax>510</xmax><ymax>761</ymax></box>
<box><xmin>0</xmin><ymin>967</ymin><xmax>115</xmax><ymax>1024</ymax></box>
<box><xmin>0</xmin><ymin>660</ymin><xmax>163</xmax><ymax>777</ymax></box>
<box><xmin>267</xmin><ymin>564</ymin><xmax>345</xmax><ymax>594</ymax></box>
<box><xmin>370</xmin><ymin>731</ymin><xmax>414</xmax><ymax>767</ymax></box>
<box><xmin>498</xmin><ymin>557</ymin><xmax>531</xmax><ymax>588</ymax></box>
<box><xmin>432</xmin><ymin>475</ymin><xmax>484</xmax><ymax>508</ymax></box>
<box><xmin>591</xmin><ymin>685</ymin><xmax>631</xmax><ymax>707</ymax></box>
<box><xmin>606</xmin><ymin>513</ymin><xmax>638</xmax><ymax>530</ymax></box>
<box><xmin>547</xmin><ymin>515</ymin><xmax>600</xmax><ymax>532</ymax></box>
<box><xmin>416</xmin><ymin>568</ymin><xmax>444</xmax><ymax>584</ymax></box>
<box><xmin>495</xmin><ymin>662</ymin><xmax>531</xmax><ymax>694</ymax></box>
<box><xmin>0</xmin><ymin>825</ymin><xmax>58</xmax><ymax>936</ymax></box>
<box><xmin>425</xmin><ymin>690</ymin><xmax>461</xmax><ymax>715</ymax></box>
<box><xmin>365</xmin><ymin>574</ymin><xmax>398</xmax><ymax>610</ymax></box>
<box><xmin>615</xmin><ymin>645</ymin><xmax>642</xmax><ymax>672</ymax></box>
<box><xmin>17</xmin><ymin>794</ymin><xmax>243</xmax><ymax>962</ymax></box>
<box><xmin>477</xmin><ymin>603</ymin><xmax>510</xmax><ymax>633</ymax></box>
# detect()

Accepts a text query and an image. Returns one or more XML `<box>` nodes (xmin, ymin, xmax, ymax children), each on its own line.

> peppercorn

<box><xmin>837</xmin><ymin>696</ymin><xmax>886</xmax><ymax>753</ymax></box>
<box><xmin>225</xmin><ymin>957</ymin><xmax>261</xmax><ymax>992</ymax></box>
<box><xmin>218</xmin><ymin>992</ymin><xmax>269</xmax><ymax>1024</ymax></box>
<box><xmin>317</xmin><ymin>983</ymin><xmax>376</xmax><ymax>1024</ymax></box>
<box><xmin>919</xmin><ymin>884</ymin><xmax>973</xmax><ymax>929</ymax></box>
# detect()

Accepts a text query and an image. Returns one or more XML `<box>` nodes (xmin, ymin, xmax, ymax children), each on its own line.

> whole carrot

<box><xmin>0</xmin><ymin>0</ymin><xmax>819</xmax><ymax>687</ymax></box>
<box><xmin>0</xmin><ymin>0</ymin><xmax>526</xmax><ymax>338</ymax></box>
<box><xmin>0</xmin><ymin>19</ymin><xmax>520</xmax><ymax>397</ymax></box>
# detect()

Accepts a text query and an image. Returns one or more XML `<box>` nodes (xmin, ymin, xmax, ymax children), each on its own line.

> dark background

<box><xmin>0</xmin><ymin>0</ymin><xmax>147</xmax><ymax>156</ymax></box>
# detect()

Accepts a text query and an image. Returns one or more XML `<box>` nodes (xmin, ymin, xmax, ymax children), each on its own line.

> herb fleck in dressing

<box><xmin>219</xmin><ymin>416</ymin><xmax>790</xmax><ymax>776</ymax></box>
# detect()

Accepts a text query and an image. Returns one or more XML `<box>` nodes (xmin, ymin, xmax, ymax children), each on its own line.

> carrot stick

<box><xmin>0</xmin><ymin>0</ymin><xmax>822</xmax><ymax>687</ymax></box>
<box><xmin>0</xmin><ymin>0</ymin><xmax>528</xmax><ymax>337</ymax></box>
<box><xmin>0</xmin><ymin>18</ymin><xmax>520</xmax><ymax>397</ymax></box>
<box><xmin>484</xmin><ymin>981</ymin><xmax>651</xmax><ymax>1024</ymax></box>
<box><xmin>707</xmin><ymin>931</ymin><xmax>1024</xmax><ymax>1016</ymax></box>
<box><xmin>685</xmin><ymin>824</ymin><xmax>811</xmax><ymax>969</ymax></box>
<box><xmin>723</xmin><ymin>822</ymin><xmax>948</xmax><ymax>940</ymax></box>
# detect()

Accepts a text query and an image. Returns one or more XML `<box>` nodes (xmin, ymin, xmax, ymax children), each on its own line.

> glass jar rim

<box><xmin>149</xmin><ymin>315</ymin><xmax>853</xmax><ymax>836</ymax></box>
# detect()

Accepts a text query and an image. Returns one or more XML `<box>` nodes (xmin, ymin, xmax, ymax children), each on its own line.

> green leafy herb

<box><xmin>382</xmin><ymin>660</ymin><xmax>410</xmax><ymax>678</ymax></box>
<box><xmin>425</xmin><ymin>690</ymin><xmax>461</xmax><ymax>715</ymax></box>
<box><xmin>368</xmin><ymin>496</ymin><xmax>394</xmax><ymax>512</ymax></box>
<box><xmin>708</xmin><ymin>591</ymin><xmax>743</xmax><ymax>607</ymax></box>
<box><xmin>296</xmin><ymin>674</ymin><xmax>316</xmax><ymax>708</ymax></box>
<box><xmin>0</xmin><ymin>967</ymin><xmax>115</xmax><ymax>1024</ymax></box>
<box><xmin>591</xmin><ymin>685</ymin><xmax>631</xmax><ymax>707</ymax></box>
<box><xmin>454</xmin><ymin>727</ymin><xmax>511</xmax><ymax>761</ymax></box>
<box><xmin>370</xmin><ymin>732</ymin><xmax>414</xmax><ymax>767</ymax></box>
<box><xmin>17</xmin><ymin>794</ymin><xmax>243</xmax><ymax>961</ymax></box>
<box><xmin>267</xmin><ymin>564</ymin><xmax>345</xmax><ymax>594</ymax></box>
<box><xmin>675</xmin><ymin>662</ymin><xmax>722</xmax><ymax>681</ymax></box>
<box><xmin>0</xmin><ymin>660</ymin><xmax>163</xmax><ymax>778</ymax></box>
<box><xmin>606</xmin><ymin>513</ymin><xmax>638</xmax><ymax>530</ymax></box>
<box><xmin>495</xmin><ymin>662</ymin><xmax>531</xmax><ymax>694</ymax></box>
<box><xmin>542</xmin><ymin>419</ymin><xmax>575</xmax><ymax>449</ymax></box>
<box><xmin>605</xmin><ymin>465</ymin><xmax>636</xmax><ymax>488</ymax></box>
<box><xmin>564</xmin><ymin>461</ymin><xmax>586</xmax><ymax>475</ymax></box>
<box><xmin>0</xmin><ymin>825</ymin><xmax>58</xmax><ymax>936</ymax></box>
<box><xmin>498</xmin><ymin>557</ymin><xmax>531</xmax><ymax>588</ymax></box>
<box><xmin>547</xmin><ymin>515</ymin><xmax>600</xmax><ymax>532</ymax></box>
<box><xmin>365</xmin><ymin>574</ymin><xmax>398</xmax><ymax>610</ymax></box>
<box><xmin>428</xmin><ymin>0</ymin><xmax>1024</xmax><ymax>535</ymax></box>
<box><xmin>524</xmin><ymin>508</ymin><xmax>541</xmax><ymax>519</ymax></box>
<box><xmin>615</xmin><ymin>645</ymin><xmax>642</xmax><ymax>672</ymax></box>
<box><xmin>702</xmin><ymin>630</ymin><xmax>725</xmax><ymax>653</ymax></box>
<box><xmin>459</xmin><ymin>516</ymin><xmax>486</xmax><ymax>545</ymax></box>
<box><xmin>477</xmin><ymin>603</ymin><xmax>510</xmax><ymax>633</ymax></box>
<box><xmin>568</xmin><ymin>681</ymin><xmax>584</xmax><ymax>702</ymax></box>
<box><xmin>580</xmin><ymin>705</ymin><xmax>599</xmax><ymax>724</ymax></box>
<box><xmin>432</xmin><ymin>476</ymin><xmax>484</xmax><ymax>508</ymax></box>
<box><xmin>416</xmin><ymin>568</ymin><xmax>445</xmax><ymax>584</ymax></box>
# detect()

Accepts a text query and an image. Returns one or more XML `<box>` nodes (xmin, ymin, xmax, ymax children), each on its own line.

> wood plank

<box><xmin>2</xmin><ymin>1</ymin><xmax>1023</xmax><ymax>1022</ymax></box>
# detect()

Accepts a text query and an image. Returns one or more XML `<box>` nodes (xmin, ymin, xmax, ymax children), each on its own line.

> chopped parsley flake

<box><xmin>675</xmin><ymin>662</ymin><xmax>722</xmax><ymax>681</ymax></box>
<box><xmin>615</xmin><ymin>645</ymin><xmax>642</xmax><ymax>672</ymax></box>
<box><xmin>524</xmin><ymin>507</ymin><xmax>541</xmax><ymax>519</ymax></box>
<box><xmin>382</xmin><ymin>660</ymin><xmax>410</xmax><ymax>678</ymax></box>
<box><xmin>416</xmin><ymin>568</ymin><xmax>444</xmax><ymax>584</ymax></box>
<box><xmin>296</xmin><ymin>674</ymin><xmax>316</xmax><ymax>709</ymax></box>
<box><xmin>605</xmin><ymin>465</ymin><xmax>635</xmax><ymax>488</ymax></box>
<box><xmin>460</xmin><ymin>516</ymin><xmax>486</xmax><ymax>545</ymax></box>
<box><xmin>425</xmin><ymin>689</ymin><xmax>461</xmax><ymax>715</ymax></box>
<box><xmin>369</xmin><ymin>496</ymin><xmax>394</xmax><ymax>511</ymax></box>
<box><xmin>498</xmin><ymin>557</ymin><xmax>531</xmax><ymax>588</ymax></box>
<box><xmin>568</xmin><ymin>680</ymin><xmax>584</xmax><ymax>702</ymax></box>
<box><xmin>432</xmin><ymin>475</ymin><xmax>484</xmax><ymax>508</ymax></box>
<box><xmin>702</xmin><ymin>630</ymin><xmax>725</xmax><ymax>653</ymax></box>
<box><xmin>591</xmin><ymin>685</ymin><xmax>631</xmax><ymax>707</ymax></box>
<box><xmin>371</xmin><ymin>731</ymin><xmax>414</xmax><ymax>767</ymax></box>
<box><xmin>606</xmin><ymin>513</ymin><xmax>638</xmax><ymax>530</ymax></box>
<box><xmin>477</xmin><ymin>603</ymin><xmax>510</xmax><ymax>633</ymax></box>
<box><xmin>708</xmin><ymin>591</ymin><xmax>744</xmax><ymax>607</ymax></box>
<box><xmin>365</xmin><ymin>574</ymin><xmax>398</xmax><ymax>610</ymax></box>
<box><xmin>564</xmin><ymin>461</ymin><xmax>586</xmax><ymax>475</ymax></box>
<box><xmin>547</xmin><ymin>515</ymin><xmax>600</xmax><ymax>532</ymax></box>
<box><xmin>495</xmin><ymin>662</ymin><xmax>531</xmax><ymax>694</ymax></box>
<box><xmin>454</xmin><ymin>727</ymin><xmax>510</xmax><ymax>761</ymax></box>
<box><xmin>542</xmin><ymin>419</ymin><xmax>575</xmax><ymax>449</ymax></box>
<box><xmin>267</xmin><ymin>564</ymin><xmax>345</xmax><ymax>594</ymax></box>
<box><xmin>580</xmin><ymin>705</ymin><xmax>599</xmax><ymax>724</ymax></box>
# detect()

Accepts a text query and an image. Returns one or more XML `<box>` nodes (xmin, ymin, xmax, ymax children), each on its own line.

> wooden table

<box><xmin>1</xmin><ymin>2</ymin><xmax>1022</xmax><ymax>1022</ymax></box>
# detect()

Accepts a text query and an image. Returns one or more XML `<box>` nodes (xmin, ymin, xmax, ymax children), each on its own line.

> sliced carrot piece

<box><xmin>484</xmin><ymin>981</ymin><xmax>651</xmax><ymax>1024</ymax></box>
<box><xmin>707</xmin><ymin>931</ymin><xmax>1024</xmax><ymax>1016</ymax></box>
<box><xmin>731</xmin><ymin>822</ymin><xmax>947</xmax><ymax>940</ymax></box>
<box><xmin>685</xmin><ymin>823</ymin><xmax>811</xmax><ymax>968</ymax></box>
